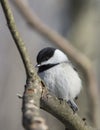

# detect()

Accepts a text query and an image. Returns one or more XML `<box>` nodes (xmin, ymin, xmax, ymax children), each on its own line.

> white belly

<box><xmin>39</xmin><ymin>63</ymin><xmax>82</xmax><ymax>101</ymax></box>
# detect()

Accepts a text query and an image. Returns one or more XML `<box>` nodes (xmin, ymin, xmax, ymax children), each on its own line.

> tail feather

<box><xmin>67</xmin><ymin>100</ymin><xmax>78</xmax><ymax>113</ymax></box>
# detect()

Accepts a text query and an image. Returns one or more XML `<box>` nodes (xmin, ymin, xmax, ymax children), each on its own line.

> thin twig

<box><xmin>13</xmin><ymin>0</ymin><xmax>100</xmax><ymax>127</ymax></box>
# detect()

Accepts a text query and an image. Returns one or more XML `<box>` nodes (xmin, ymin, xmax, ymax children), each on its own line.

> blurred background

<box><xmin>0</xmin><ymin>0</ymin><xmax>100</xmax><ymax>130</ymax></box>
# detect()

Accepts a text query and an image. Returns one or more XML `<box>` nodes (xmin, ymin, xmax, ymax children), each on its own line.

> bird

<box><xmin>36</xmin><ymin>47</ymin><xmax>82</xmax><ymax>112</ymax></box>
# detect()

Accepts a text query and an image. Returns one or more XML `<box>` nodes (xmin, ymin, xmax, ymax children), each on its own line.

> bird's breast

<box><xmin>38</xmin><ymin>63</ymin><xmax>82</xmax><ymax>99</ymax></box>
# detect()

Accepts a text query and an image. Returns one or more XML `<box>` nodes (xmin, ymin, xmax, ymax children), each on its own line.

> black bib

<box><xmin>38</xmin><ymin>63</ymin><xmax>59</xmax><ymax>73</ymax></box>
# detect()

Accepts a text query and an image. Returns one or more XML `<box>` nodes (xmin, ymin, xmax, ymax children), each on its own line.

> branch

<box><xmin>13</xmin><ymin>0</ymin><xmax>100</xmax><ymax>127</ymax></box>
<box><xmin>41</xmin><ymin>94</ymin><xmax>96</xmax><ymax>130</ymax></box>
<box><xmin>0</xmin><ymin>0</ymin><xmax>98</xmax><ymax>130</ymax></box>
<box><xmin>0</xmin><ymin>0</ymin><xmax>48</xmax><ymax>130</ymax></box>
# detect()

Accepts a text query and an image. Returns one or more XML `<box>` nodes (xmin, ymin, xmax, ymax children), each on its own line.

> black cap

<box><xmin>37</xmin><ymin>47</ymin><xmax>56</xmax><ymax>64</ymax></box>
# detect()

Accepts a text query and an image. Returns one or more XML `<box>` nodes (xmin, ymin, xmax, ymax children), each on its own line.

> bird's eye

<box><xmin>45</xmin><ymin>57</ymin><xmax>49</xmax><ymax>60</ymax></box>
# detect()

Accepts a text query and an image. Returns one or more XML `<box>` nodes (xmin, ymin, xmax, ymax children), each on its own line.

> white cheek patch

<box><xmin>41</xmin><ymin>49</ymin><xmax>69</xmax><ymax>65</ymax></box>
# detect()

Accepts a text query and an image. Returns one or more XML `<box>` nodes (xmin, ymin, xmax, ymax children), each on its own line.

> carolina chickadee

<box><xmin>36</xmin><ymin>47</ymin><xmax>82</xmax><ymax>112</ymax></box>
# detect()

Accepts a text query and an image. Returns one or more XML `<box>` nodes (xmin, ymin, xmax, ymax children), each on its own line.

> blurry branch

<box><xmin>0</xmin><ymin>0</ymin><xmax>48</xmax><ymax>130</ymax></box>
<box><xmin>13</xmin><ymin>0</ymin><xmax>100</xmax><ymax>127</ymax></box>
<box><xmin>0</xmin><ymin>0</ymin><xmax>98</xmax><ymax>130</ymax></box>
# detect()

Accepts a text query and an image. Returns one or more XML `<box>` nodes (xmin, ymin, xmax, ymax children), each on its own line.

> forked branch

<box><xmin>0</xmin><ymin>0</ymin><xmax>98</xmax><ymax>130</ymax></box>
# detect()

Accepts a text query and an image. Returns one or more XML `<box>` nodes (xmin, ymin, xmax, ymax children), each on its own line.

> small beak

<box><xmin>35</xmin><ymin>64</ymin><xmax>41</xmax><ymax>68</ymax></box>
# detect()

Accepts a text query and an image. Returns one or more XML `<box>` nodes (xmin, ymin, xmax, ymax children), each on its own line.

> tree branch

<box><xmin>12</xmin><ymin>0</ymin><xmax>100</xmax><ymax>127</ymax></box>
<box><xmin>41</xmin><ymin>95</ymin><xmax>96</xmax><ymax>130</ymax></box>
<box><xmin>0</xmin><ymin>0</ymin><xmax>99</xmax><ymax>130</ymax></box>
<box><xmin>0</xmin><ymin>0</ymin><xmax>48</xmax><ymax>130</ymax></box>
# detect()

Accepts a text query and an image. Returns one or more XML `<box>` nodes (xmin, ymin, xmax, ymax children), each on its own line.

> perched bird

<box><xmin>36</xmin><ymin>47</ymin><xmax>82</xmax><ymax>112</ymax></box>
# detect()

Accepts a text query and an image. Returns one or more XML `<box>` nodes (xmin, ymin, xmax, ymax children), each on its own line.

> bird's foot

<box><xmin>75</xmin><ymin>96</ymin><xmax>78</xmax><ymax>100</ymax></box>
<box><xmin>58</xmin><ymin>98</ymin><xmax>64</xmax><ymax>104</ymax></box>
